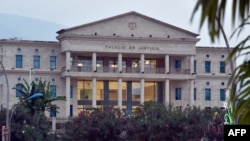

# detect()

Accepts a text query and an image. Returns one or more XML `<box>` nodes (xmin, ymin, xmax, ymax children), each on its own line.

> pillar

<box><xmin>140</xmin><ymin>54</ymin><xmax>144</xmax><ymax>73</ymax></box>
<box><xmin>92</xmin><ymin>52</ymin><xmax>96</xmax><ymax>72</ymax></box>
<box><xmin>66</xmin><ymin>77</ymin><xmax>70</xmax><ymax>117</ymax></box>
<box><xmin>118</xmin><ymin>78</ymin><xmax>122</xmax><ymax>109</ymax></box>
<box><xmin>165</xmin><ymin>55</ymin><xmax>169</xmax><ymax>73</ymax></box>
<box><xmin>140</xmin><ymin>78</ymin><xmax>144</xmax><ymax>105</ymax></box>
<box><xmin>190</xmin><ymin>80</ymin><xmax>194</xmax><ymax>106</ymax></box>
<box><xmin>118</xmin><ymin>53</ymin><xmax>122</xmax><ymax>73</ymax></box>
<box><xmin>66</xmin><ymin>51</ymin><xmax>71</xmax><ymax>71</ymax></box>
<box><xmin>165</xmin><ymin>79</ymin><xmax>170</xmax><ymax>106</ymax></box>
<box><xmin>190</xmin><ymin>55</ymin><xmax>194</xmax><ymax>74</ymax></box>
<box><xmin>92</xmin><ymin>77</ymin><xmax>96</xmax><ymax>108</ymax></box>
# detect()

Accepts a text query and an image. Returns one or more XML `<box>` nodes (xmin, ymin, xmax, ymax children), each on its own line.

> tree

<box><xmin>191</xmin><ymin>0</ymin><xmax>250</xmax><ymax>124</ymax></box>
<box><xmin>14</xmin><ymin>79</ymin><xmax>65</xmax><ymax>115</ymax></box>
<box><xmin>10</xmin><ymin>79</ymin><xmax>66</xmax><ymax>141</ymax></box>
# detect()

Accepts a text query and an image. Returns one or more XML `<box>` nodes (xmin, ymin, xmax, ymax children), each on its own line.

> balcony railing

<box><xmin>61</xmin><ymin>66</ymin><xmax>190</xmax><ymax>74</ymax></box>
<box><xmin>169</xmin><ymin>68</ymin><xmax>190</xmax><ymax>74</ymax></box>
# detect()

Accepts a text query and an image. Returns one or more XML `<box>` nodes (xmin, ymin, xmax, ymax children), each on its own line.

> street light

<box><xmin>8</xmin><ymin>93</ymin><xmax>43</xmax><ymax>141</ymax></box>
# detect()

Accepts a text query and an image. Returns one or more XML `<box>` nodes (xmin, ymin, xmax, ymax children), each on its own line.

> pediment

<box><xmin>57</xmin><ymin>11</ymin><xmax>198</xmax><ymax>39</ymax></box>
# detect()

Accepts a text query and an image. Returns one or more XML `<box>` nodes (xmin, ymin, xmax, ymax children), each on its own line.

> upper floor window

<box><xmin>220</xmin><ymin>89</ymin><xmax>226</xmax><ymax>101</ymax></box>
<box><xmin>16</xmin><ymin>55</ymin><xmax>23</xmax><ymax>68</ymax></box>
<box><xmin>50</xmin><ymin>85</ymin><xmax>57</xmax><ymax>98</ymax></box>
<box><xmin>70</xmin><ymin>85</ymin><xmax>73</xmax><ymax>98</ymax></box>
<box><xmin>194</xmin><ymin>60</ymin><xmax>196</xmax><ymax>73</ymax></box>
<box><xmin>205</xmin><ymin>88</ymin><xmax>211</xmax><ymax>101</ymax></box>
<box><xmin>174</xmin><ymin>60</ymin><xmax>181</xmax><ymax>71</ymax></box>
<box><xmin>16</xmin><ymin>83</ymin><xmax>23</xmax><ymax>97</ymax></box>
<box><xmin>205</xmin><ymin>61</ymin><xmax>210</xmax><ymax>73</ymax></box>
<box><xmin>220</xmin><ymin>61</ymin><xmax>225</xmax><ymax>73</ymax></box>
<box><xmin>175</xmin><ymin>88</ymin><xmax>181</xmax><ymax>100</ymax></box>
<box><xmin>33</xmin><ymin>55</ymin><xmax>40</xmax><ymax>69</ymax></box>
<box><xmin>50</xmin><ymin>56</ymin><xmax>56</xmax><ymax>70</ymax></box>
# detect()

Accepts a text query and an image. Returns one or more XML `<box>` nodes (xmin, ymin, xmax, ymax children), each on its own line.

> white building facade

<box><xmin>0</xmin><ymin>12</ymin><xmax>234</xmax><ymax>118</ymax></box>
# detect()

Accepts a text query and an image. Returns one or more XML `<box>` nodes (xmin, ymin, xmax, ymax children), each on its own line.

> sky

<box><xmin>0</xmin><ymin>0</ymin><xmax>247</xmax><ymax>48</ymax></box>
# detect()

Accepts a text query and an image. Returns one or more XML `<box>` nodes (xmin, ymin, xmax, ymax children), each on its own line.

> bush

<box><xmin>63</xmin><ymin>102</ymin><xmax>225</xmax><ymax>141</ymax></box>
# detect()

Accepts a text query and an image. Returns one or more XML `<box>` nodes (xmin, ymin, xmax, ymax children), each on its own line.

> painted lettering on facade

<box><xmin>105</xmin><ymin>45</ymin><xmax>159</xmax><ymax>51</ymax></box>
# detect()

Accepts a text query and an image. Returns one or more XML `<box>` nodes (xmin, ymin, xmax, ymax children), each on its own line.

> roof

<box><xmin>56</xmin><ymin>11</ymin><xmax>199</xmax><ymax>37</ymax></box>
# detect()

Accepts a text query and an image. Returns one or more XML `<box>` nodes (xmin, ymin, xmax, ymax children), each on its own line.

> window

<box><xmin>205</xmin><ymin>88</ymin><xmax>211</xmax><ymax>101</ymax></box>
<box><xmin>50</xmin><ymin>56</ymin><xmax>56</xmax><ymax>69</ymax></box>
<box><xmin>175</xmin><ymin>88</ymin><xmax>181</xmax><ymax>100</ymax></box>
<box><xmin>16</xmin><ymin>55</ymin><xmax>23</xmax><ymax>68</ymax></box>
<box><xmin>70</xmin><ymin>105</ymin><xmax>73</xmax><ymax>117</ymax></box>
<box><xmin>174</xmin><ymin>60</ymin><xmax>181</xmax><ymax>71</ymax></box>
<box><xmin>16</xmin><ymin>83</ymin><xmax>23</xmax><ymax>97</ymax></box>
<box><xmin>50</xmin><ymin>106</ymin><xmax>56</xmax><ymax>117</ymax></box>
<box><xmin>50</xmin><ymin>85</ymin><xmax>57</xmax><ymax>98</ymax></box>
<box><xmin>220</xmin><ymin>89</ymin><xmax>226</xmax><ymax>101</ymax></box>
<box><xmin>194</xmin><ymin>60</ymin><xmax>196</xmax><ymax>73</ymax></box>
<box><xmin>33</xmin><ymin>56</ymin><xmax>40</xmax><ymax>69</ymax></box>
<box><xmin>194</xmin><ymin>88</ymin><xmax>196</xmax><ymax>101</ymax></box>
<box><xmin>220</xmin><ymin>61</ymin><xmax>225</xmax><ymax>73</ymax></box>
<box><xmin>70</xmin><ymin>85</ymin><xmax>73</xmax><ymax>98</ymax></box>
<box><xmin>205</xmin><ymin>61</ymin><xmax>210</xmax><ymax>73</ymax></box>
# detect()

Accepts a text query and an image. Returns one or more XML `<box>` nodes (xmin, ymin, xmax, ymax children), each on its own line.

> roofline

<box><xmin>57</xmin><ymin>11</ymin><xmax>199</xmax><ymax>36</ymax></box>
<box><xmin>0</xmin><ymin>39</ymin><xmax>59</xmax><ymax>46</ymax></box>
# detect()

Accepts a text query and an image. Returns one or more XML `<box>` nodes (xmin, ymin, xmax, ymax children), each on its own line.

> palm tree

<box><xmin>13</xmin><ymin>79</ymin><xmax>65</xmax><ymax>116</ymax></box>
<box><xmin>191</xmin><ymin>0</ymin><xmax>250</xmax><ymax>124</ymax></box>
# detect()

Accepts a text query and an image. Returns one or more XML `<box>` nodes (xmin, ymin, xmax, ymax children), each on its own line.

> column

<box><xmin>92</xmin><ymin>52</ymin><xmax>96</xmax><ymax>72</ymax></box>
<box><xmin>66</xmin><ymin>77</ymin><xmax>70</xmax><ymax>117</ymax></box>
<box><xmin>118</xmin><ymin>78</ymin><xmax>122</xmax><ymax>109</ymax></box>
<box><xmin>190</xmin><ymin>80</ymin><xmax>194</xmax><ymax>106</ymax></box>
<box><xmin>165</xmin><ymin>55</ymin><xmax>169</xmax><ymax>73</ymax></box>
<box><xmin>118</xmin><ymin>53</ymin><xmax>122</xmax><ymax>73</ymax></box>
<box><xmin>190</xmin><ymin>55</ymin><xmax>194</xmax><ymax>74</ymax></box>
<box><xmin>165</xmin><ymin>79</ymin><xmax>170</xmax><ymax>106</ymax></box>
<box><xmin>140</xmin><ymin>54</ymin><xmax>144</xmax><ymax>73</ymax></box>
<box><xmin>92</xmin><ymin>77</ymin><xmax>96</xmax><ymax>108</ymax></box>
<box><xmin>140</xmin><ymin>78</ymin><xmax>144</xmax><ymax>105</ymax></box>
<box><xmin>66</xmin><ymin>51</ymin><xmax>71</xmax><ymax>71</ymax></box>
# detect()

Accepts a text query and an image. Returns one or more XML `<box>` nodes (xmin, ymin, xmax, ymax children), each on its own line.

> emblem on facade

<box><xmin>128</xmin><ymin>22</ymin><xmax>137</xmax><ymax>30</ymax></box>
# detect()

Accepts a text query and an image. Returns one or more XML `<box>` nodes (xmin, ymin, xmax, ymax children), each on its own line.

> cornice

<box><xmin>57</xmin><ymin>34</ymin><xmax>200</xmax><ymax>44</ymax></box>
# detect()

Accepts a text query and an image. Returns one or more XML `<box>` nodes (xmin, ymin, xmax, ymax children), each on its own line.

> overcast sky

<box><xmin>0</xmin><ymin>0</ymin><xmax>247</xmax><ymax>47</ymax></box>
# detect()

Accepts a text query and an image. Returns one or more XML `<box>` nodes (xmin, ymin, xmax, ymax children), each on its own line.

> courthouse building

<box><xmin>0</xmin><ymin>11</ymin><xmax>234</xmax><ymax>117</ymax></box>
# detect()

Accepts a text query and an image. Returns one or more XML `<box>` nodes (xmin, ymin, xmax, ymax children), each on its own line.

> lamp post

<box><xmin>8</xmin><ymin>93</ymin><xmax>43</xmax><ymax>141</ymax></box>
<box><xmin>0</xmin><ymin>61</ymin><xmax>10</xmax><ymax>141</ymax></box>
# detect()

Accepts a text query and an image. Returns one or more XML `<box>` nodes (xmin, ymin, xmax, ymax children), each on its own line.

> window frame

<box><xmin>205</xmin><ymin>88</ymin><xmax>211</xmax><ymax>101</ymax></box>
<box><xmin>220</xmin><ymin>61</ymin><xmax>226</xmax><ymax>73</ymax></box>
<box><xmin>16</xmin><ymin>55</ymin><xmax>23</xmax><ymax>68</ymax></box>
<box><xmin>50</xmin><ymin>85</ymin><xmax>57</xmax><ymax>98</ymax></box>
<box><xmin>16</xmin><ymin>83</ymin><xmax>23</xmax><ymax>97</ymax></box>
<box><xmin>220</xmin><ymin>89</ymin><xmax>226</xmax><ymax>101</ymax></box>
<box><xmin>33</xmin><ymin>55</ymin><xmax>40</xmax><ymax>69</ymax></box>
<box><xmin>205</xmin><ymin>61</ymin><xmax>211</xmax><ymax>73</ymax></box>
<box><xmin>175</xmin><ymin>88</ymin><xmax>181</xmax><ymax>100</ymax></box>
<box><xmin>50</xmin><ymin>56</ymin><xmax>56</xmax><ymax>69</ymax></box>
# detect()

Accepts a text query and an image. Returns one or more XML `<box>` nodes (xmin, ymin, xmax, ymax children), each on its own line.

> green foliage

<box><xmin>13</xmin><ymin>79</ymin><xmax>65</xmax><ymax>115</ymax></box>
<box><xmin>9</xmin><ymin>79</ymin><xmax>65</xmax><ymax>141</ymax></box>
<box><xmin>63</xmin><ymin>107</ymin><xmax>128</xmax><ymax>141</ymax></box>
<box><xmin>192</xmin><ymin>0</ymin><xmax>250</xmax><ymax>125</ymax></box>
<box><xmin>63</xmin><ymin>102</ymin><xmax>225</xmax><ymax>141</ymax></box>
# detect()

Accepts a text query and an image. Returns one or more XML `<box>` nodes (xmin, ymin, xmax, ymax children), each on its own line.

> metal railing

<box><xmin>62</xmin><ymin>66</ymin><xmax>190</xmax><ymax>74</ymax></box>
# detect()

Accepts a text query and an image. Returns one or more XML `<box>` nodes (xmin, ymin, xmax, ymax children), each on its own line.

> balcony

<box><xmin>62</xmin><ymin>65</ymin><xmax>190</xmax><ymax>74</ymax></box>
